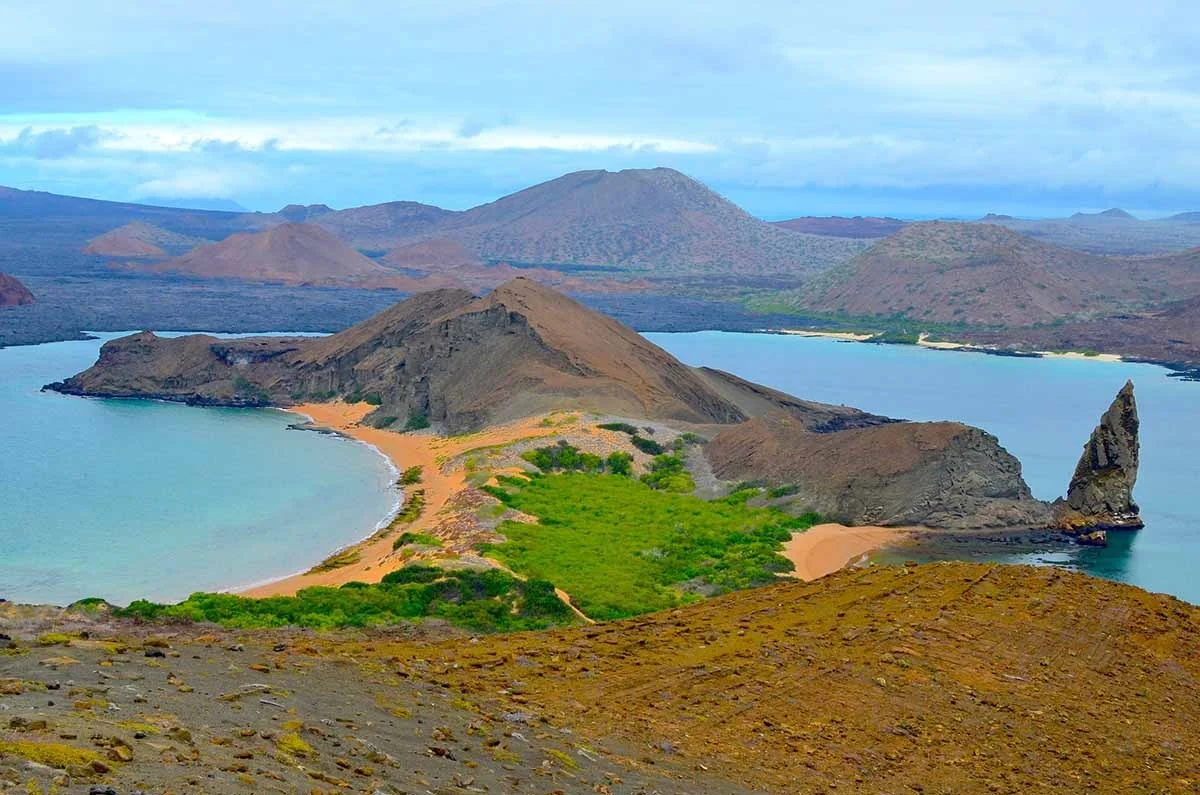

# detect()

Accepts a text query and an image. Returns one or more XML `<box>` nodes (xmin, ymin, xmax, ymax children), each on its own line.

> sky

<box><xmin>1</xmin><ymin>0</ymin><xmax>1198</xmax><ymax>219</ymax></box>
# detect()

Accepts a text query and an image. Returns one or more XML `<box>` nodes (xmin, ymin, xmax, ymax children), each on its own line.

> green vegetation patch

<box><xmin>404</xmin><ymin>412</ymin><xmax>431</xmax><ymax>431</ymax></box>
<box><xmin>392</xmin><ymin>531</ymin><xmax>442</xmax><ymax>550</ymax></box>
<box><xmin>399</xmin><ymin>465</ymin><xmax>423</xmax><ymax>485</ymax></box>
<box><xmin>308</xmin><ymin>548</ymin><xmax>361</xmax><ymax>573</ymax></box>
<box><xmin>521</xmin><ymin>441</ymin><xmax>632</xmax><ymax>476</ymax></box>
<box><xmin>115</xmin><ymin>566</ymin><xmax>575</xmax><ymax>633</ymax></box>
<box><xmin>482</xmin><ymin>473</ymin><xmax>817</xmax><ymax>621</ymax></box>
<box><xmin>629</xmin><ymin>435</ymin><xmax>664</xmax><ymax>455</ymax></box>
<box><xmin>640</xmin><ymin>454</ymin><xmax>695</xmax><ymax>493</ymax></box>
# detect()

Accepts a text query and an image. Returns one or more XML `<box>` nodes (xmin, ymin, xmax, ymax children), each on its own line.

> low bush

<box><xmin>597</xmin><ymin>422</ymin><xmax>638</xmax><ymax>435</ymax></box>
<box><xmin>116</xmin><ymin>566</ymin><xmax>576</xmax><ymax>633</ymax></box>
<box><xmin>399</xmin><ymin>465</ymin><xmax>423</xmax><ymax>485</ymax></box>
<box><xmin>392</xmin><ymin>532</ymin><xmax>441</xmax><ymax>550</ymax></box>
<box><xmin>630</xmin><ymin>435</ymin><xmax>664</xmax><ymax>455</ymax></box>
<box><xmin>640</xmin><ymin>454</ymin><xmax>695</xmax><ymax>493</ymax></box>
<box><xmin>405</xmin><ymin>413</ymin><xmax>431</xmax><ymax>431</ymax></box>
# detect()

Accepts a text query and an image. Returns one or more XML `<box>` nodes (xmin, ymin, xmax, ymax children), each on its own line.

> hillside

<box><xmin>0</xmin><ymin>273</ymin><xmax>34</xmax><ymax>306</ymax></box>
<box><xmin>772</xmin><ymin>215</ymin><xmax>907</xmax><ymax>238</ymax></box>
<box><xmin>52</xmin><ymin>279</ymin><xmax>750</xmax><ymax>430</ymax></box>
<box><xmin>134</xmin><ymin>222</ymin><xmax>407</xmax><ymax>287</ymax></box>
<box><xmin>323</xmin><ymin>168</ymin><xmax>869</xmax><ymax>274</ymax></box>
<box><xmin>6</xmin><ymin>561</ymin><xmax>1195</xmax><ymax>793</ymax></box>
<box><xmin>315</xmin><ymin>200</ymin><xmax>457</xmax><ymax>251</ymax></box>
<box><xmin>82</xmin><ymin>220</ymin><xmax>206</xmax><ymax>258</ymax></box>
<box><xmin>963</xmin><ymin>295</ymin><xmax>1200</xmax><ymax>365</ymax></box>
<box><xmin>382</xmin><ymin>237</ymin><xmax>482</xmax><ymax>270</ymax></box>
<box><xmin>785</xmin><ymin>221</ymin><xmax>1200</xmax><ymax>326</ymax></box>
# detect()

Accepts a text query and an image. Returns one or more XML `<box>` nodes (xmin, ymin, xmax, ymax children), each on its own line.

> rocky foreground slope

<box><xmin>48</xmin><ymin>278</ymin><xmax>1136</xmax><ymax>536</ymax></box>
<box><xmin>2</xmin><ymin>562</ymin><xmax>1196</xmax><ymax>794</ymax></box>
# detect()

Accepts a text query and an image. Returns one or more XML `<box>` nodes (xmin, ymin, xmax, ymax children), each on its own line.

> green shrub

<box><xmin>363</xmin><ymin>392</ymin><xmax>383</xmax><ymax>405</ymax></box>
<box><xmin>399</xmin><ymin>465</ymin><xmax>423</xmax><ymax>485</ymax></box>
<box><xmin>483</xmin><ymin>473</ymin><xmax>819</xmax><ymax>621</ymax></box>
<box><xmin>640</xmin><ymin>455</ymin><xmax>695</xmax><ymax>493</ymax></box>
<box><xmin>392</xmin><ymin>532</ymin><xmax>442</xmax><ymax>550</ymax></box>
<box><xmin>768</xmin><ymin>484</ymin><xmax>801</xmax><ymax>499</ymax></box>
<box><xmin>597</xmin><ymin>422</ymin><xmax>638</xmax><ymax>435</ymax></box>
<box><xmin>405</xmin><ymin>413</ymin><xmax>431</xmax><ymax>431</ymax></box>
<box><xmin>389</xmin><ymin>489</ymin><xmax>425</xmax><ymax>525</ymax></box>
<box><xmin>630</xmin><ymin>436</ymin><xmax>664</xmax><ymax>455</ymax></box>
<box><xmin>521</xmin><ymin>441</ymin><xmax>605</xmax><ymax>473</ymax></box>
<box><xmin>605</xmin><ymin>451</ymin><xmax>633</xmax><ymax>476</ymax></box>
<box><xmin>371</xmin><ymin>415</ymin><xmax>398</xmax><ymax>429</ymax></box>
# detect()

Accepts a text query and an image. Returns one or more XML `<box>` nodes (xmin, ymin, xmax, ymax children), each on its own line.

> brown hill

<box><xmin>322</xmin><ymin>168</ymin><xmax>867</xmax><ymax>274</ymax></box>
<box><xmin>52</xmin><ymin>279</ymin><xmax>749</xmax><ymax>431</ymax></box>
<box><xmin>382</xmin><ymin>237</ymin><xmax>483</xmax><ymax>270</ymax></box>
<box><xmin>785</xmin><ymin>221</ymin><xmax>1200</xmax><ymax>326</ymax></box>
<box><xmin>0</xmin><ymin>272</ymin><xmax>34</xmax><ymax>306</ymax></box>
<box><xmin>415</xmin><ymin>561</ymin><xmax>1200</xmax><ymax>794</ymax></box>
<box><xmin>315</xmin><ymin>200</ymin><xmax>457</xmax><ymax>250</ymax></box>
<box><xmin>82</xmin><ymin>220</ymin><xmax>207</xmax><ymax>258</ymax></box>
<box><xmin>135</xmin><ymin>222</ymin><xmax>406</xmax><ymax>287</ymax></box>
<box><xmin>707</xmin><ymin>410</ymin><xmax>1050</xmax><ymax>528</ymax></box>
<box><xmin>772</xmin><ymin>215</ymin><xmax>907</xmax><ymax>238</ymax></box>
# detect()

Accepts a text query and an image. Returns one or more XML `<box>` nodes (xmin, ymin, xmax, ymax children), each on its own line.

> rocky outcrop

<box><xmin>1057</xmin><ymin>381</ymin><xmax>1142</xmax><ymax>538</ymax></box>
<box><xmin>0</xmin><ymin>273</ymin><xmax>34</xmax><ymax>306</ymax></box>
<box><xmin>706</xmin><ymin>411</ymin><xmax>1053</xmax><ymax>529</ymax></box>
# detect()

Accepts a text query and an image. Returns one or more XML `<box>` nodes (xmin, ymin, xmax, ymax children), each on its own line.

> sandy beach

<box><xmin>242</xmin><ymin>403</ymin><xmax>566</xmax><ymax>597</ymax></box>
<box><xmin>781</xmin><ymin>523</ymin><xmax>910</xmax><ymax>581</ymax></box>
<box><xmin>774</xmin><ymin>328</ymin><xmax>875</xmax><ymax>342</ymax></box>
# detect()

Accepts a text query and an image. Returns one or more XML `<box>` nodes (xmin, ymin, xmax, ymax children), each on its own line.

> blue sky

<box><xmin>1</xmin><ymin>0</ymin><xmax>1198</xmax><ymax>218</ymax></box>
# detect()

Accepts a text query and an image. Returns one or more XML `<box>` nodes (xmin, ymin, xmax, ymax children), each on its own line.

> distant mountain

<box><xmin>382</xmin><ymin>238</ymin><xmax>483</xmax><ymax>270</ymax></box>
<box><xmin>277</xmin><ymin>204</ymin><xmax>335</xmax><ymax>223</ymax></box>
<box><xmin>315</xmin><ymin>201</ymin><xmax>456</xmax><ymax>251</ymax></box>
<box><xmin>771</xmin><ymin>216</ymin><xmax>907</xmax><ymax>239</ymax></box>
<box><xmin>317</xmin><ymin>168</ymin><xmax>868</xmax><ymax>274</ymax></box>
<box><xmin>134</xmin><ymin>222</ymin><xmax>407</xmax><ymax>287</ymax></box>
<box><xmin>0</xmin><ymin>273</ymin><xmax>34</xmax><ymax>306</ymax></box>
<box><xmin>0</xmin><ymin>185</ymin><xmax>275</xmax><ymax>276</ymax></box>
<box><xmin>784</xmin><ymin>222</ymin><xmax>1200</xmax><ymax>326</ymax></box>
<box><xmin>82</xmin><ymin>221</ymin><xmax>206</xmax><ymax>258</ymax></box>
<box><xmin>1070</xmin><ymin>208</ymin><xmax>1136</xmax><ymax>221</ymax></box>
<box><xmin>980</xmin><ymin>209</ymin><xmax>1200</xmax><ymax>255</ymax></box>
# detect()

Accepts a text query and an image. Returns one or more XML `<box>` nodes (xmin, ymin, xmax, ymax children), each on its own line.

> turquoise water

<box><xmin>647</xmin><ymin>332</ymin><xmax>1200</xmax><ymax>605</ymax></box>
<box><xmin>0</xmin><ymin>333</ymin><xmax>398</xmax><ymax>606</ymax></box>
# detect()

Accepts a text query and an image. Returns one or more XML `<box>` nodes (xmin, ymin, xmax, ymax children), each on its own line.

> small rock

<box><xmin>144</xmin><ymin>649</ymin><xmax>166</xmax><ymax>658</ymax></box>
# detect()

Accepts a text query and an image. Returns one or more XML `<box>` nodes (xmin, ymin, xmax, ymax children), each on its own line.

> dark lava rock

<box><xmin>1061</xmin><ymin>380</ymin><xmax>1142</xmax><ymax>532</ymax></box>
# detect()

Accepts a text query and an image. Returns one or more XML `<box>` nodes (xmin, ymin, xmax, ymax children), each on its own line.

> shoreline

<box><xmin>780</xmin><ymin>523</ymin><xmax>912</xmax><ymax>581</ymax></box>
<box><xmin>238</xmin><ymin>404</ymin><xmax>569</xmax><ymax>597</ymax></box>
<box><xmin>219</xmin><ymin>408</ymin><xmax>405</xmax><ymax>596</ymax></box>
<box><xmin>767</xmin><ymin>327</ymin><xmax>1128</xmax><ymax>363</ymax></box>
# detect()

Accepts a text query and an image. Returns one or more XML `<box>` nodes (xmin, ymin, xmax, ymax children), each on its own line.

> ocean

<box><xmin>0</xmin><ymin>333</ymin><xmax>398</xmax><ymax>606</ymax></box>
<box><xmin>647</xmin><ymin>331</ymin><xmax>1200</xmax><ymax>605</ymax></box>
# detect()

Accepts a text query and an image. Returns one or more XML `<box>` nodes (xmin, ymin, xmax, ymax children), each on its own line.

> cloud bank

<box><xmin>0</xmin><ymin>0</ymin><xmax>1197</xmax><ymax>216</ymax></box>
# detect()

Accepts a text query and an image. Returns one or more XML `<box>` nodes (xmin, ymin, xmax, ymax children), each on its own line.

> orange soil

<box><xmin>782</xmin><ymin>522</ymin><xmax>910</xmax><ymax>581</ymax></box>
<box><xmin>242</xmin><ymin>403</ymin><xmax>567</xmax><ymax>597</ymax></box>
